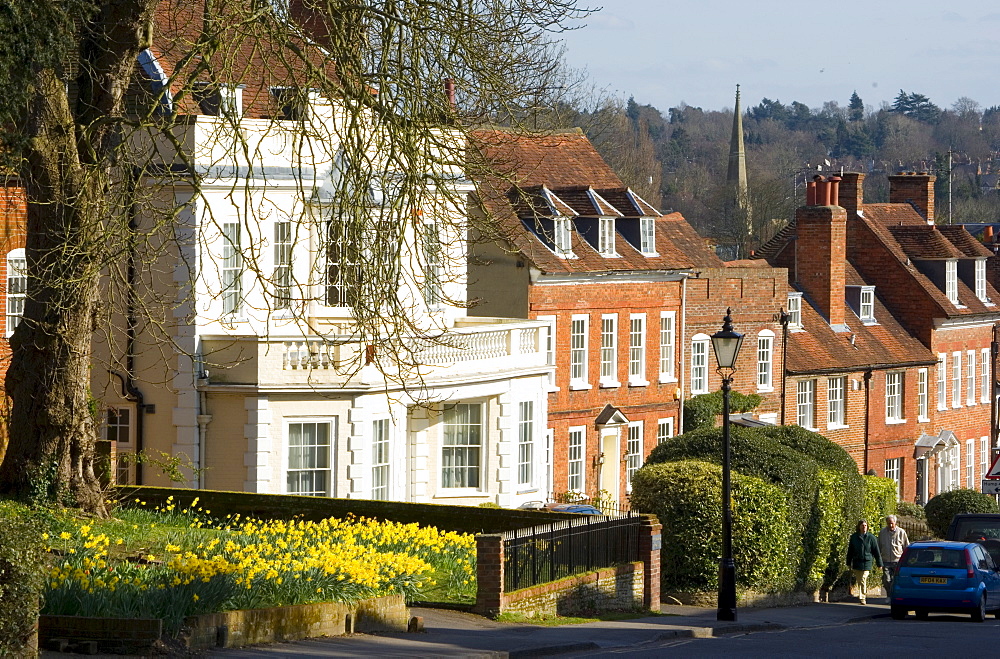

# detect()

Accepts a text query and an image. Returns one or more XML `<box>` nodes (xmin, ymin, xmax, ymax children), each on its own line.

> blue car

<box><xmin>890</xmin><ymin>540</ymin><xmax>1000</xmax><ymax>621</ymax></box>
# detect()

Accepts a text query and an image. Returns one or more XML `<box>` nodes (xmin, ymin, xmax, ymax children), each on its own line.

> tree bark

<box><xmin>0</xmin><ymin>0</ymin><xmax>156</xmax><ymax>514</ymax></box>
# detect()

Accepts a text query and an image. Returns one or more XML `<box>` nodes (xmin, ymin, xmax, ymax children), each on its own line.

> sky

<box><xmin>559</xmin><ymin>0</ymin><xmax>1000</xmax><ymax>115</ymax></box>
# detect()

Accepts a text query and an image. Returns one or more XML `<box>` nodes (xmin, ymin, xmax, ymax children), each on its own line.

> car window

<box><xmin>904</xmin><ymin>548</ymin><xmax>967</xmax><ymax>569</ymax></box>
<box><xmin>955</xmin><ymin>520</ymin><xmax>1000</xmax><ymax>542</ymax></box>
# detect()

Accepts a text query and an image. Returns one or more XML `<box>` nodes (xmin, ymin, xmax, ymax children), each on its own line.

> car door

<box><xmin>981</xmin><ymin>546</ymin><xmax>1000</xmax><ymax>608</ymax></box>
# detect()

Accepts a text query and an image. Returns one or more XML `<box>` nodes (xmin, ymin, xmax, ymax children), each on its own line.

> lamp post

<box><xmin>711</xmin><ymin>307</ymin><xmax>744</xmax><ymax>622</ymax></box>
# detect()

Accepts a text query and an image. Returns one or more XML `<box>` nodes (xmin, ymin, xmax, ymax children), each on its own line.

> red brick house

<box><xmin>471</xmin><ymin>131</ymin><xmax>788</xmax><ymax>506</ymax></box>
<box><xmin>0</xmin><ymin>176</ymin><xmax>26</xmax><ymax>448</ymax></box>
<box><xmin>759</xmin><ymin>173</ymin><xmax>1000</xmax><ymax>503</ymax></box>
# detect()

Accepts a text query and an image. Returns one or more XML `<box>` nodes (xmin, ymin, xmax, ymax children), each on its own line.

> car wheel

<box><xmin>890</xmin><ymin>605</ymin><xmax>907</xmax><ymax>620</ymax></box>
<box><xmin>915</xmin><ymin>609</ymin><xmax>929</xmax><ymax>620</ymax></box>
<box><xmin>973</xmin><ymin>595</ymin><xmax>987</xmax><ymax>622</ymax></box>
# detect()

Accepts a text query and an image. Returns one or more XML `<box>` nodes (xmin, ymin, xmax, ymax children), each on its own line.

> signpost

<box><xmin>983</xmin><ymin>480</ymin><xmax>1000</xmax><ymax>495</ymax></box>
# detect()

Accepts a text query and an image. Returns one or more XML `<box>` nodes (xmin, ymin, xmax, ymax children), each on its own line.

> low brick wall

<box><xmin>182</xmin><ymin>594</ymin><xmax>408</xmax><ymax>649</ymax></box>
<box><xmin>503</xmin><ymin>561</ymin><xmax>644</xmax><ymax>617</ymax></box>
<box><xmin>39</xmin><ymin>595</ymin><xmax>407</xmax><ymax>652</ymax></box>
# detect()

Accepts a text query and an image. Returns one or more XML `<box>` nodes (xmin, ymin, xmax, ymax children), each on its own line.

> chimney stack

<box><xmin>795</xmin><ymin>204</ymin><xmax>848</xmax><ymax>328</ymax></box>
<box><xmin>888</xmin><ymin>172</ymin><xmax>935</xmax><ymax>224</ymax></box>
<box><xmin>838</xmin><ymin>172</ymin><xmax>865</xmax><ymax>216</ymax></box>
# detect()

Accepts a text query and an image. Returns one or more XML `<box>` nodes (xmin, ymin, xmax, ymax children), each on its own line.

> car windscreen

<box><xmin>953</xmin><ymin>520</ymin><xmax>1000</xmax><ymax>542</ymax></box>
<box><xmin>903</xmin><ymin>548</ymin><xmax>967</xmax><ymax>569</ymax></box>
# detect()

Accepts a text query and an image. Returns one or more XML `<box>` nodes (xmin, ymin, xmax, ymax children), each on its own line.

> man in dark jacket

<box><xmin>846</xmin><ymin>519</ymin><xmax>882</xmax><ymax>605</ymax></box>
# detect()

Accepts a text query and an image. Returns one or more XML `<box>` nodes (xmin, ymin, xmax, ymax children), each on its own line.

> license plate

<box><xmin>919</xmin><ymin>577</ymin><xmax>948</xmax><ymax>584</ymax></box>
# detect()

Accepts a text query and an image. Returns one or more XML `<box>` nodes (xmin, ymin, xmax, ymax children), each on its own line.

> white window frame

<box><xmin>952</xmin><ymin>351</ymin><xmax>962</xmax><ymax>408</ymax></box>
<box><xmin>599</xmin><ymin>217</ymin><xmax>617</xmax><ymax>256</ymax></box>
<box><xmin>599</xmin><ymin>314</ymin><xmax>619</xmax><ymax>387</ymax></box>
<box><xmin>982</xmin><ymin>437</ymin><xmax>990</xmax><ymax>482</ymax></box>
<box><xmin>885</xmin><ymin>457</ymin><xmax>902</xmax><ymax>500</ymax></box>
<box><xmin>554</xmin><ymin>218</ymin><xmax>573</xmax><ymax>257</ymax></box>
<box><xmin>950</xmin><ymin>443</ymin><xmax>961</xmax><ymax>492</ymax></box>
<box><xmin>639</xmin><ymin>216</ymin><xmax>656</xmax><ymax>254</ymax></box>
<box><xmin>859</xmin><ymin>287</ymin><xmax>875</xmax><ymax>323</ymax></box>
<box><xmin>371</xmin><ymin>418</ymin><xmax>391</xmax><ymax>500</ymax></box>
<box><xmin>827</xmin><ymin>376</ymin><xmax>846</xmax><ymax>428</ymax></box>
<box><xmin>976</xmin><ymin>259</ymin><xmax>989</xmax><ymax>303</ymax></box>
<box><xmin>917</xmin><ymin>368</ymin><xmax>929</xmax><ymax>421</ymax></box>
<box><xmin>756</xmin><ymin>330</ymin><xmax>774</xmax><ymax>392</ymax></box>
<box><xmin>626</xmin><ymin>421</ymin><xmax>643</xmax><ymax>492</ymax></box>
<box><xmin>569</xmin><ymin>315</ymin><xmax>591</xmax><ymax>390</ymax></box>
<box><xmin>659</xmin><ymin>311</ymin><xmax>677</xmax><ymax>382</ymax></box>
<box><xmin>967</xmin><ymin>438</ymin><xmax>977</xmax><ymax>488</ymax></box>
<box><xmin>422</xmin><ymin>221</ymin><xmax>442</xmax><ymax>308</ymax></box>
<box><xmin>967</xmin><ymin>349</ymin><xmax>977</xmax><ymax>406</ymax></box>
<box><xmin>106</xmin><ymin>406</ymin><xmax>135</xmax><ymax>486</ymax></box>
<box><xmin>786</xmin><ymin>292</ymin><xmax>802</xmax><ymax>329</ymax></box>
<box><xmin>982</xmin><ymin>349</ymin><xmax>991</xmax><ymax>404</ymax></box>
<box><xmin>796</xmin><ymin>379</ymin><xmax>815</xmax><ymax>429</ymax></box>
<box><xmin>441</xmin><ymin>403</ymin><xmax>485</xmax><ymax>491</ymax></box>
<box><xmin>628</xmin><ymin>313</ymin><xmax>648</xmax><ymax>386</ymax></box>
<box><xmin>657</xmin><ymin>418</ymin><xmax>674</xmax><ymax>444</ymax></box>
<box><xmin>286</xmin><ymin>419</ymin><xmax>334</xmax><ymax>497</ymax></box>
<box><xmin>691</xmin><ymin>334</ymin><xmax>710</xmax><ymax>395</ymax></box>
<box><xmin>5</xmin><ymin>248</ymin><xmax>25</xmax><ymax>336</ymax></box>
<box><xmin>567</xmin><ymin>426</ymin><xmax>586</xmax><ymax>493</ymax></box>
<box><xmin>937</xmin><ymin>353</ymin><xmax>948</xmax><ymax>410</ymax></box>
<box><xmin>537</xmin><ymin>315</ymin><xmax>557</xmax><ymax>390</ymax></box>
<box><xmin>946</xmin><ymin>259</ymin><xmax>958</xmax><ymax>304</ymax></box>
<box><xmin>273</xmin><ymin>221</ymin><xmax>293</xmax><ymax>310</ymax></box>
<box><xmin>517</xmin><ymin>401</ymin><xmax>534</xmax><ymax>489</ymax></box>
<box><xmin>885</xmin><ymin>371</ymin><xmax>904</xmax><ymax>423</ymax></box>
<box><xmin>222</xmin><ymin>222</ymin><xmax>243</xmax><ymax>316</ymax></box>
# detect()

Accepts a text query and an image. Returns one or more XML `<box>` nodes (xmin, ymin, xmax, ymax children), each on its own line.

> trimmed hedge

<box><xmin>630</xmin><ymin>461</ymin><xmax>788</xmax><ymax>591</ymax></box>
<box><xmin>637</xmin><ymin>424</ymin><xmax>866</xmax><ymax>593</ymax></box>
<box><xmin>0</xmin><ymin>501</ymin><xmax>47</xmax><ymax>654</ymax></box>
<box><xmin>682</xmin><ymin>391</ymin><xmax>763</xmax><ymax>433</ymax></box>
<box><xmin>925</xmin><ymin>488</ymin><xmax>1000</xmax><ymax>538</ymax></box>
<box><xmin>862</xmin><ymin>476</ymin><xmax>899</xmax><ymax>531</ymax></box>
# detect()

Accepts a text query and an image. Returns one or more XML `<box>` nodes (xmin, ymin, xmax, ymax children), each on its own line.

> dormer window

<box><xmin>846</xmin><ymin>286</ymin><xmax>876</xmax><ymax>324</ymax></box>
<box><xmin>946</xmin><ymin>259</ymin><xmax>958</xmax><ymax>304</ymax></box>
<box><xmin>599</xmin><ymin>217</ymin><xmax>617</xmax><ymax>256</ymax></box>
<box><xmin>639</xmin><ymin>217</ymin><xmax>656</xmax><ymax>254</ymax></box>
<box><xmin>786</xmin><ymin>293</ymin><xmax>802</xmax><ymax>329</ymax></box>
<box><xmin>194</xmin><ymin>82</ymin><xmax>245</xmax><ymax>118</ymax></box>
<box><xmin>554</xmin><ymin>218</ymin><xmax>573</xmax><ymax>257</ymax></box>
<box><xmin>976</xmin><ymin>259</ymin><xmax>991</xmax><ymax>304</ymax></box>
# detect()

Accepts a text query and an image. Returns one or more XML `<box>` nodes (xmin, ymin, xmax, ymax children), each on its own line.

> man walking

<box><xmin>878</xmin><ymin>514</ymin><xmax>910</xmax><ymax>598</ymax></box>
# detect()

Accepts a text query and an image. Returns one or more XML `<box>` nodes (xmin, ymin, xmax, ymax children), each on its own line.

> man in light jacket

<box><xmin>878</xmin><ymin>514</ymin><xmax>910</xmax><ymax>597</ymax></box>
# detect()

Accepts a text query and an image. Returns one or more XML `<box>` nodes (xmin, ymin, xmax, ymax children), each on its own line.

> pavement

<box><xmin>210</xmin><ymin>599</ymin><xmax>891</xmax><ymax>658</ymax></box>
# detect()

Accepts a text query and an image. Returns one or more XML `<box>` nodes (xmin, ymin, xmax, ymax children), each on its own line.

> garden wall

<box><xmin>502</xmin><ymin>562</ymin><xmax>644</xmax><ymax>617</ymax></box>
<box><xmin>116</xmin><ymin>486</ymin><xmax>579</xmax><ymax>534</ymax></box>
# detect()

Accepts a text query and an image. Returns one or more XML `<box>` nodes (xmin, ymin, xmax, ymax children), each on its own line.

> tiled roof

<box><xmin>474</xmin><ymin>130</ymin><xmax>625</xmax><ymax>189</ymax></box>
<box><xmin>938</xmin><ymin>226</ymin><xmax>994</xmax><ymax>258</ymax></box>
<box><xmin>886</xmin><ymin>225</ymin><xmax>966</xmax><ymax>260</ymax></box>
<box><xmin>863</xmin><ymin>203</ymin><xmax>929</xmax><ymax>226</ymax></box>
<box><xmin>786</xmin><ymin>276</ymin><xmax>936</xmax><ymax>374</ymax></box>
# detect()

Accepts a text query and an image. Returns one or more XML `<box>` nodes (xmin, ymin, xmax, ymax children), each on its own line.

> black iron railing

<box><xmin>501</xmin><ymin>514</ymin><xmax>641</xmax><ymax>592</ymax></box>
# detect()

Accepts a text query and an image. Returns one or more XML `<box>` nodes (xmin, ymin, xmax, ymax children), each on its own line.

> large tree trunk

<box><xmin>0</xmin><ymin>0</ymin><xmax>155</xmax><ymax>515</ymax></box>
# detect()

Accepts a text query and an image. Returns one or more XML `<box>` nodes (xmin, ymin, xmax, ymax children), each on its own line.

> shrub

<box><xmin>0</xmin><ymin>501</ymin><xmax>47</xmax><ymax>654</ymax></box>
<box><xmin>630</xmin><ymin>461</ymin><xmax>788</xmax><ymax>592</ymax></box>
<box><xmin>925</xmin><ymin>488</ymin><xmax>1000</xmax><ymax>538</ymax></box>
<box><xmin>642</xmin><ymin>424</ymin><xmax>864</xmax><ymax>591</ymax></box>
<box><xmin>862</xmin><ymin>476</ymin><xmax>899</xmax><ymax>532</ymax></box>
<box><xmin>896</xmin><ymin>501</ymin><xmax>925</xmax><ymax>520</ymax></box>
<box><xmin>682</xmin><ymin>391</ymin><xmax>763</xmax><ymax>432</ymax></box>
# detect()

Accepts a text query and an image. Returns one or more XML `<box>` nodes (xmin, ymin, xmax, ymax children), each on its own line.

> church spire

<box><xmin>727</xmin><ymin>84</ymin><xmax>748</xmax><ymax>197</ymax></box>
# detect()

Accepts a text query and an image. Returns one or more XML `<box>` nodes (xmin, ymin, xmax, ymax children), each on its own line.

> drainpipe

<box><xmin>779</xmin><ymin>308</ymin><xmax>790</xmax><ymax>426</ymax></box>
<box><xmin>863</xmin><ymin>369</ymin><xmax>873</xmax><ymax>473</ymax></box>
<box><xmin>992</xmin><ymin>324</ymin><xmax>999</xmax><ymax>451</ymax></box>
<box><xmin>678</xmin><ymin>274</ymin><xmax>691</xmax><ymax>433</ymax></box>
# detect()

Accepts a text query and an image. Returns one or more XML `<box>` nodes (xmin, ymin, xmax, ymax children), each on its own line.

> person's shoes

<box><xmin>859</xmin><ymin>598</ymin><xmax>866</xmax><ymax>605</ymax></box>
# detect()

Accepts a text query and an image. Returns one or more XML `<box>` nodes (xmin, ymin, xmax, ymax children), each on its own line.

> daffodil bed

<box><xmin>42</xmin><ymin>497</ymin><xmax>476</xmax><ymax>632</ymax></box>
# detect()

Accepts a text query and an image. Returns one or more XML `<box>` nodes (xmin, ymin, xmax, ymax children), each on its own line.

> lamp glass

<box><xmin>711</xmin><ymin>332</ymin><xmax>744</xmax><ymax>370</ymax></box>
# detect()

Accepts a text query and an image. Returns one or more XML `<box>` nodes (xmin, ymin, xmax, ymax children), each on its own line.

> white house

<box><xmin>91</xmin><ymin>20</ymin><xmax>553</xmax><ymax>508</ymax></box>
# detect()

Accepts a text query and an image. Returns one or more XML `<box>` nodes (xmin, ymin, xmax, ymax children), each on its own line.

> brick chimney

<box><xmin>838</xmin><ymin>172</ymin><xmax>865</xmax><ymax>216</ymax></box>
<box><xmin>795</xmin><ymin>204</ymin><xmax>848</xmax><ymax>328</ymax></box>
<box><xmin>888</xmin><ymin>172</ymin><xmax>935</xmax><ymax>224</ymax></box>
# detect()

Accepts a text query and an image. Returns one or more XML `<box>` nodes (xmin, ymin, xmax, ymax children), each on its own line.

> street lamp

<box><xmin>711</xmin><ymin>307</ymin><xmax>744</xmax><ymax>622</ymax></box>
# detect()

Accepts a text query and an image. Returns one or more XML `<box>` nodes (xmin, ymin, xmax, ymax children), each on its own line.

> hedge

<box><xmin>682</xmin><ymin>391</ymin><xmax>763</xmax><ymax>433</ymax></box>
<box><xmin>862</xmin><ymin>476</ymin><xmax>899</xmax><ymax>532</ymax></box>
<box><xmin>925</xmin><ymin>488</ymin><xmax>1000</xmax><ymax>538</ymax></box>
<box><xmin>638</xmin><ymin>424</ymin><xmax>867</xmax><ymax>593</ymax></box>
<box><xmin>630</xmin><ymin>461</ymin><xmax>789</xmax><ymax>591</ymax></box>
<box><xmin>0</xmin><ymin>501</ymin><xmax>47</xmax><ymax>654</ymax></box>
